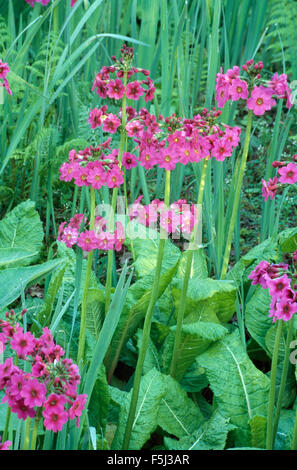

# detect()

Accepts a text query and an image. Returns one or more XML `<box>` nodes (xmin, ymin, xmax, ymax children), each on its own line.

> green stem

<box><xmin>169</xmin><ymin>157</ymin><xmax>209</xmax><ymax>378</ymax></box>
<box><xmin>30</xmin><ymin>418</ymin><xmax>40</xmax><ymax>450</ymax></box>
<box><xmin>77</xmin><ymin>186</ymin><xmax>96</xmax><ymax>364</ymax></box>
<box><xmin>23</xmin><ymin>418</ymin><xmax>32</xmax><ymax>450</ymax></box>
<box><xmin>266</xmin><ymin>320</ymin><xmax>283</xmax><ymax>450</ymax></box>
<box><xmin>272</xmin><ymin>318</ymin><xmax>294</xmax><ymax>445</ymax></box>
<box><xmin>122</xmin><ymin>170</ymin><xmax>171</xmax><ymax>450</ymax></box>
<box><xmin>3</xmin><ymin>406</ymin><xmax>11</xmax><ymax>442</ymax></box>
<box><xmin>105</xmin><ymin>69</ymin><xmax>128</xmax><ymax>314</ymax></box>
<box><xmin>220</xmin><ymin>109</ymin><xmax>253</xmax><ymax>280</ymax></box>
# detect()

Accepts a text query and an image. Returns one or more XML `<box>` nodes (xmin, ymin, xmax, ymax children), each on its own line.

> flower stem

<box><xmin>3</xmin><ymin>406</ymin><xmax>11</xmax><ymax>442</ymax></box>
<box><xmin>266</xmin><ymin>319</ymin><xmax>283</xmax><ymax>450</ymax></box>
<box><xmin>272</xmin><ymin>318</ymin><xmax>294</xmax><ymax>445</ymax></box>
<box><xmin>77</xmin><ymin>186</ymin><xmax>96</xmax><ymax>364</ymax></box>
<box><xmin>169</xmin><ymin>156</ymin><xmax>209</xmax><ymax>378</ymax></box>
<box><xmin>122</xmin><ymin>170</ymin><xmax>171</xmax><ymax>450</ymax></box>
<box><xmin>23</xmin><ymin>418</ymin><xmax>32</xmax><ymax>450</ymax></box>
<box><xmin>220</xmin><ymin>109</ymin><xmax>253</xmax><ymax>280</ymax></box>
<box><xmin>105</xmin><ymin>70</ymin><xmax>128</xmax><ymax>314</ymax></box>
<box><xmin>30</xmin><ymin>418</ymin><xmax>40</xmax><ymax>450</ymax></box>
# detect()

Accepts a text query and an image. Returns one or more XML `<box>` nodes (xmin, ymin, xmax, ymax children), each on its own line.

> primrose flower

<box><xmin>278</xmin><ymin>163</ymin><xmax>297</xmax><ymax>185</ymax></box>
<box><xmin>246</xmin><ymin>85</ymin><xmax>276</xmax><ymax>116</ymax></box>
<box><xmin>0</xmin><ymin>436</ymin><xmax>11</xmax><ymax>451</ymax></box>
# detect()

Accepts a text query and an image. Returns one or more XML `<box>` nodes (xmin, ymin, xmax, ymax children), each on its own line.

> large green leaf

<box><xmin>88</xmin><ymin>364</ymin><xmax>110</xmax><ymax>433</ymax></box>
<box><xmin>157</xmin><ymin>374</ymin><xmax>204</xmax><ymax>439</ymax></box>
<box><xmin>126</xmin><ymin>220</ymin><xmax>181</xmax><ymax>278</ymax></box>
<box><xmin>245</xmin><ymin>286</ymin><xmax>273</xmax><ymax>353</ymax></box>
<box><xmin>135</xmin><ymin>329</ymin><xmax>161</xmax><ymax>375</ymax></box>
<box><xmin>0</xmin><ymin>200</ymin><xmax>43</xmax><ymax>267</ymax></box>
<box><xmin>105</xmin><ymin>259</ymin><xmax>179</xmax><ymax>378</ymax></box>
<box><xmin>0</xmin><ymin>259</ymin><xmax>65</xmax><ymax>310</ymax></box>
<box><xmin>160</xmin><ymin>322</ymin><xmax>228</xmax><ymax>381</ymax></box>
<box><xmin>248</xmin><ymin>415</ymin><xmax>266</xmax><ymax>449</ymax></box>
<box><xmin>176</xmin><ymin>249</ymin><xmax>208</xmax><ymax>280</ymax></box>
<box><xmin>111</xmin><ymin>368</ymin><xmax>165</xmax><ymax>450</ymax></box>
<box><xmin>172</xmin><ymin>278</ymin><xmax>237</xmax><ymax>324</ymax></box>
<box><xmin>164</xmin><ymin>410</ymin><xmax>232</xmax><ymax>450</ymax></box>
<box><xmin>197</xmin><ymin>329</ymin><xmax>270</xmax><ymax>446</ymax></box>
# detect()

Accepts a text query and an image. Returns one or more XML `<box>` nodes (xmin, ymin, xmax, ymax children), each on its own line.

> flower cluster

<box><xmin>249</xmin><ymin>259</ymin><xmax>297</xmax><ymax>322</ymax></box>
<box><xmin>26</xmin><ymin>0</ymin><xmax>77</xmax><ymax>7</ymax></box>
<box><xmin>58</xmin><ymin>213</ymin><xmax>125</xmax><ymax>252</ymax></box>
<box><xmin>129</xmin><ymin>196</ymin><xmax>198</xmax><ymax>236</ymax></box>
<box><xmin>59</xmin><ymin>141</ymin><xmax>124</xmax><ymax>189</ymax></box>
<box><xmin>91</xmin><ymin>44</ymin><xmax>155</xmax><ymax>104</ymax></box>
<box><xmin>124</xmin><ymin>108</ymin><xmax>241</xmax><ymax>171</ymax></box>
<box><xmin>262</xmin><ymin>154</ymin><xmax>297</xmax><ymax>201</ymax></box>
<box><xmin>0</xmin><ymin>310</ymin><xmax>87</xmax><ymax>432</ymax></box>
<box><xmin>0</xmin><ymin>59</ymin><xmax>12</xmax><ymax>95</ymax></box>
<box><xmin>216</xmin><ymin>59</ymin><xmax>292</xmax><ymax>114</ymax></box>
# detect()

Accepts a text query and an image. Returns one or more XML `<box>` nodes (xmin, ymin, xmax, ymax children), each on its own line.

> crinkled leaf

<box><xmin>111</xmin><ymin>368</ymin><xmax>165</xmax><ymax>450</ymax></box>
<box><xmin>248</xmin><ymin>415</ymin><xmax>266</xmax><ymax>449</ymax></box>
<box><xmin>197</xmin><ymin>329</ymin><xmax>270</xmax><ymax>446</ymax></box>
<box><xmin>0</xmin><ymin>259</ymin><xmax>65</xmax><ymax>310</ymax></box>
<box><xmin>245</xmin><ymin>286</ymin><xmax>273</xmax><ymax>354</ymax></box>
<box><xmin>161</xmin><ymin>322</ymin><xmax>228</xmax><ymax>381</ymax></box>
<box><xmin>164</xmin><ymin>410</ymin><xmax>232</xmax><ymax>450</ymax></box>
<box><xmin>157</xmin><ymin>374</ymin><xmax>204</xmax><ymax>439</ymax></box>
<box><xmin>0</xmin><ymin>200</ymin><xmax>43</xmax><ymax>266</ymax></box>
<box><xmin>172</xmin><ymin>278</ymin><xmax>237</xmax><ymax>324</ymax></box>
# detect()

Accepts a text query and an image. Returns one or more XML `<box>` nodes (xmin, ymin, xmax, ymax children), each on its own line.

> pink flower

<box><xmin>0</xmin><ymin>60</ymin><xmax>9</xmax><ymax>79</ymax></box>
<box><xmin>96</xmin><ymin>231</ymin><xmax>114</xmax><ymax>251</ymax></box>
<box><xmin>59</xmin><ymin>161</ymin><xmax>80</xmax><ymax>183</ymax></box>
<box><xmin>0</xmin><ymin>436</ymin><xmax>11</xmax><ymax>451</ymax></box>
<box><xmin>107</xmin><ymin>79</ymin><xmax>125</xmax><ymax>100</ymax></box>
<box><xmin>88</xmin><ymin>108</ymin><xmax>104</xmax><ymax>129</ymax></box>
<box><xmin>114</xmin><ymin>222</ymin><xmax>125</xmax><ymax>252</ymax></box>
<box><xmin>216</xmin><ymin>84</ymin><xmax>230</xmax><ymax>108</ymax></box>
<box><xmin>126</xmin><ymin>81</ymin><xmax>144</xmax><ymax>100</ymax></box>
<box><xmin>87</xmin><ymin>165</ymin><xmax>106</xmax><ymax>189</ymax></box>
<box><xmin>44</xmin><ymin>393</ymin><xmax>67</xmax><ymax>413</ymax></box>
<box><xmin>106</xmin><ymin>166</ymin><xmax>124</xmax><ymax>188</ymax></box>
<box><xmin>262</xmin><ymin>177</ymin><xmax>278</xmax><ymax>201</ymax></box>
<box><xmin>122</xmin><ymin>152</ymin><xmax>138</xmax><ymax>170</ymax></box>
<box><xmin>91</xmin><ymin>76</ymin><xmax>108</xmax><ymax>98</ymax></box>
<box><xmin>43</xmin><ymin>409</ymin><xmax>68</xmax><ymax>433</ymax></box>
<box><xmin>10</xmin><ymin>399</ymin><xmax>36</xmax><ymax>420</ymax></box>
<box><xmin>274</xmin><ymin>299</ymin><xmax>297</xmax><ymax>322</ymax></box>
<box><xmin>61</xmin><ymin>226</ymin><xmax>79</xmax><ymax>248</ymax></box>
<box><xmin>247</xmin><ymin>85</ymin><xmax>276</xmax><ymax>116</ymax></box>
<box><xmin>102</xmin><ymin>114</ymin><xmax>121</xmax><ymax>133</ymax></box>
<box><xmin>10</xmin><ymin>330</ymin><xmax>36</xmax><ymax>359</ymax></box>
<box><xmin>266</xmin><ymin>274</ymin><xmax>292</xmax><ymax>298</ymax></box>
<box><xmin>77</xmin><ymin>230</ymin><xmax>98</xmax><ymax>252</ymax></box>
<box><xmin>126</xmin><ymin>120</ymin><xmax>144</xmax><ymax>137</ymax></box>
<box><xmin>278</xmin><ymin>163</ymin><xmax>297</xmax><ymax>184</ymax></box>
<box><xmin>229</xmin><ymin>78</ymin><xmax>249</xmax><ymax>101</ymax></box>
<box><xmin>211</xmin><ymin>136</ymin><xmax>233</xmax><ymax>161</ymax></box>
<box><xmin>21</xmin><ymin>378</ymin><xmax>46</xmax><ymax>408</ymax></box>
<box><xmin>158</xmin><ymin>146</ymin><xmax>179</xmax><ymax>170</ymax></box>
<box><xmin>160</xmin><ymin>209</ymin><xmax>180</xmax><ymax>233</ymax></box>
<box><xmin>68</xmin><ymin>394</ymin><xmax>87</xmax><ymax>428</ymax></box>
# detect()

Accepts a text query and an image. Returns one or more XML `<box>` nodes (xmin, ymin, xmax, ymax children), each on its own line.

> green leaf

<box><xmin>278</xmin><ymin>227</ymin><xmax>297</xmax><ymax>254</ymax></box>
<box><xmin>176</xmin><ymin>249</ymin><xmax>208</xmax><ymax>280</ymax></box>
<box><xmin>86</xmin><ymin>288</ymin><xmax>105</xmax><ymax>340</ymax></box>
<box><xmin>274</xmin><ymin>409</ymin><xmax>295</xmax><ymax>450</ymax></box>
<box><xmin>127</xmin><ymin>221</ymin><xmax>181</xmax><ymax>278</ymax></box>
<box><xmin>245</xmin><ymin>286</ymin><xmax>273</xmax><ymax>353</ymax></box>
<box><xmin>111</xmin><ymin>368</ymin><xmax>165</xmax><ymax>450</ymax></box>
<box><xmin>105</xmin><ymin>259</ymin><xmax>179</xmax><ymax>378</ymax></box>
<box><xmin>88</xmin><ymin>364</ymin><xmax>110</xmax><ymax>432</ymax></box>
<box><xmin>164</xmin><ymin>410</ymin><xmax>232</xmax><ymax>450</ymax></box>
<box><xmin>0</xmin><ymin>259</ymin><xmax>65</xmax><ymax>310</ymax></box>
<box><xmin>160</xmin><ymin>322</ymin><xmax>228</xmax><ymax>381</ymax></box>
<box><xmin>0</xmin><ymin>248</ymin><xmax>40</xmax><ymax>268</ymax></box>
<box><xmin>34</xmin><ymin>261</ymin><xmax>68</xmax><ymax>330</ymax></box>
<box><xmin>157</xmin><ymin>375</ymin><xmax>204</xmax><ymax>439</ymax></box>
<box><xmin>248</xmin><ymin>415</ymin><xmax>266</xmax><ymax>449</ymax></box>
<box><xmin>172</xmin><ymin>278</ymin><xmax>237</xmax><ymax>324</ymax></box>
<box><xmin>0</xmin><ymin>200</ymin><xmax>44</xmax><ymax>267</ymax></box>
<box><xmin>197</xmin><ymin>329</ymin><xmax>270</xmax><ymax>446</ymax></box>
